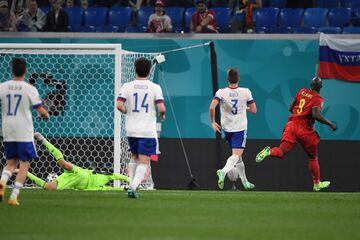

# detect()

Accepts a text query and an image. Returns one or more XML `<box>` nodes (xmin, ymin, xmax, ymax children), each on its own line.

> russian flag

<box><xmin>318</xmin><ymin>33</ymin><xmax>360</xmax><ymax>82</ymax></box>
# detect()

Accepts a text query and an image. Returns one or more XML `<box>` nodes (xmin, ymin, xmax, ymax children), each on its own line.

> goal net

<box><xmin>0</xmin><ymin>44</ymin><xmax>158</xmax><ymax>189</ymax></box>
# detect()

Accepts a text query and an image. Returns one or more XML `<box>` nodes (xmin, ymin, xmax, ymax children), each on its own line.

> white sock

<box><xmin>127</xmin><ymin>159</ymin><xmax>137</xmax><ymax>183</ymax></box>
<box><xmin>236</xmin><ymin>157</ymin><xmax>249</xmax><ymax>184</ymax></box>
<box><xmin>222</xmin><ymin>155</ymin><xmax>239</xmax><ymax>175</ymax></box>
<box><xmin>0</xmin><ymin>169</ymin><xmax>12</xmax><ymax>184</ymax></box>
<box><xmin>130</xmin><ymin>163</ymin><xmax>147</xmax><ymax>190</ymax></box>
<box><xmin>10</xmin><ymin>182</ymin><xmax>23</xmax><ymax>200</ymax></box>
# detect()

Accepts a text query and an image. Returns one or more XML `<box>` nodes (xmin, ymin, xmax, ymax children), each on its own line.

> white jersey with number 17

<box><xmin>214</xmin><ymin>87</ymin><xmax>254</xmax><ymax>132</ymax></box>
<box><xmin>0</xmin><ymin>80</ymin><xmax>43</xmax><ymax>142</ymax></box>
<box><xmin>118</xmin><ymin>79</ymin><xmax>164</xmax><ymax>138</ymax></box>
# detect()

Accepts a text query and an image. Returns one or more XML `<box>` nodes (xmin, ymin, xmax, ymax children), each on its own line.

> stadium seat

<box><xmin>293</xmin><ymin>26</ymin><xmax>317</xmax><ymax>33</ymax></box>
<box><xmin>212</xmin><ymin>8</ymin><xmax>232</xmax><ymax>33</ymax></box>
<box><xmin>137</xmin><ymin>7</ymin><xmax>153</xmax><ymax>27</ymax></box>
<box><xmin>278</xmin><ymin>8</ymin><xmax>304</xmax><ymax>29</ymax></box>
<box><xmin>342</xmin><ymin>26</ymin><xmax>360</xmax><ymax>33</ymax></box>
<box><xmin>328</xmin><ymin>8</ymin><xmax>351</xmax><ymax>27</ymax></box>
<box><xmin>273</xmin><ymin>26</ymin><xmax>293</xmax><ymax>33</ymax></box>
<box><xmin>166</xmin><ymin>7</ymin><xmax>185</xmax><ymax>28</ymax></box>
<box><xmin>40</xmin><ymin>6</ymin><xmax>50</xmax><ymax>14</ymax></box>
<box><xmin>64</xmin><ymin>7</ymin><xmax>84</xmax><ymax>30</ymax></box>
<box><xmin>303</xmin><ymin>8</ymin><xmax>328</xmax><ymax>29</ymax></box>
<box><xmin>315</xmin><ymin>0</ymin><xmax>339</xmax><ymax>8</ymax></box>
<box><xmin>255</xmin><ymin>8</ymin><xmax>279</xmax><ymax>33</ymax></box>
<box><xmin>184</xmin><ymin>7</ymin><xmax>196</xmax><ymax>28</ymax></box>
<box><xmin>96</xmin><ymin>25</ymin><xmax>120</xmax><ymax>32</ymax></box>
<box><xmin>209</xmin><ymin>0</ymin><xmax>228</xmax><ymax>7</ymax></box>
<box><xmin>125</xmin><ymin>26</ymin><xmax>147</xmax><ymax>33</ymax></box>
<box><xmin>81</xmin><ymin>25</ymin><xmax>97</xmax><ymax>32</ymax></box>
<box><xmin>341</xmin><ymin>0</ymin><xmax>360</xmax><ymax>8</ymax></box>
<box><xmin>268</xmin><ymin>0</ymin><xmax>287</xmax><ymax>8</ymax></box>
<box><xmin>318</xmin><ymin>26</ymin><xmax>342</xmax><ymax>33</ymax></box>
<box><xmin>84</xmin><ymin>7</ymin><xmax>108</xmax><ymax>27</ymax></box>
<box><xmin>108</xmin><ymin>7</ymin><xmax>132</xmax><ymax>31</ymax></box>
<box><xmin>352</xmin><ymin>8</ymin><xmax>360</xmax><ymax>26</ymax></box>
<box><xmin>173</xmin><ymin>25</ymin><xmax>184</xmax><ymax>33</ymax></box>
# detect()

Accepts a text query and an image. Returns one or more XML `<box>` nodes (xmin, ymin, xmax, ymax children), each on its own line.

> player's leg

<box><xmin>127</xmin><ymin>137</ymin><xmax>139</xmax><ymax>184</ymax></box>
<box><xmin>233</xmin><ymin>149</ymin><xmax>255</xmax><ymax>190</ymax></box>
<box><xmin>256</xmin><ymin>123</ymin><xmax>296</xmax><ymax>162</ymax></box>
<box><xmin>8</xmin><ymin>160</ymin><xmax>30</xmax><ymax>206</ymax></box>
<box><xmin>301</xmin><ymin>133</ymin><xmax>330</xmax><ymax>191</ymax></box>
<box><xmin>35</xmin><ymin>132</ymin><xmax>73</xmax><ymax>171</ymax></box>
<box><xmin>0</xmin><ymin>158</ymin><xmax>18</xmax><ymax>202</ymax></box>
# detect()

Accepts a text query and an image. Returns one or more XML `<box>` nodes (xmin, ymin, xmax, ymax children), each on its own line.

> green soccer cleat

<box><xmin>313</xmin><ymin>181</ymin><xmax>331</xmax><ymax>192</ymax></box>
<box><xmin>127</xmin><ymin>189</ymin><xmax>139</xmax><ymax>199</ymax></box>
<box><xmin>216</xmin><ymin>170</ymin><xmax>225</xmax><ymax>190</ymax></box>
<box><xmin>256</xmin><ymin>146</ymin><xmax>271</xmax><ymax>163</ymax></box>
<box><xmin>243</xmin><ymin>181</ymin><xmax>255</xmax><ymax>191</ymax></box>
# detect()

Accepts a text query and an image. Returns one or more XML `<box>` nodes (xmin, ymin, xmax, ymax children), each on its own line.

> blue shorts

<box><xmin>224</xmin><ymin>130</ymin><xmax>247</xmax><ymax>149</ymax></box>
<box><xmin>4</xmin><ymin>142</ymin><xmax>37</xmax><ymax>161</ymax></box>
<box><xmin>128</xmin><ymin>137</ymin><xmax>157</xmax><ymax>156</ymax></box>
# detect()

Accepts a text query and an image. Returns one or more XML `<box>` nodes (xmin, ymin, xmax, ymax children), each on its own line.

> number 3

<box><xmin>297</xmin><ymin>99</ymin><xmax>306</xmax><ymax>114</ymax></box>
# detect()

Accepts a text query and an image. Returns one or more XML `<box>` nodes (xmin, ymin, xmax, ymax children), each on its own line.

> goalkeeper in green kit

<box><xmin>26</xmin><ymin>133</ymin><xmax>129</xmax><ymax>191</ymax></box>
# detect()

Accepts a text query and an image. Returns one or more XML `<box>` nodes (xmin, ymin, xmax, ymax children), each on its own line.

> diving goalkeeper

<box><xmin>27</xmin><ymin>133</ymin><xmax>130</xmax><ymax>191</ymax></box>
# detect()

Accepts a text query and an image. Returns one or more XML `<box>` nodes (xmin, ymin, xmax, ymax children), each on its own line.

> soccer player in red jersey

<box><xmin>255</xmin><ymin>77</ymin><xmax>337</xmax><ymax>191</ymax></box>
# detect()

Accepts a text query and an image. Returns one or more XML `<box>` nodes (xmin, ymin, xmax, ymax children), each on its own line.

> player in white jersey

<box><xmin>117</xmin><ymin>57</ymin><xmax>165</xmax><ymax>198</ymax></box>
<box><xmin>209</xmin><ymin>68</ymin><xmax>257</xmax><ymax>190</ymax></box>
<box><xmin>0</xmin><ymin>58</ymin><xmax>50</xmax><ymax>206</ymax></box>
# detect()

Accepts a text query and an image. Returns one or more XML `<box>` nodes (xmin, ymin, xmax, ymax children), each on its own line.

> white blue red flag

<box><xmin>318</xmin><ymin>33</ymin><xmax>360</xmax><ymax>82</ymax></box>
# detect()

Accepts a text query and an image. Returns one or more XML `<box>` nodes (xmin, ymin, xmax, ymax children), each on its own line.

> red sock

<box><xmin>270</xmin><ymin>147</ymin><xmax>284</xmax><ymax>158</ymax></box>
<box><xmin>309</xmin><ymin>158</ymin><xmax>320</xmax><ymax>184</ymax></box>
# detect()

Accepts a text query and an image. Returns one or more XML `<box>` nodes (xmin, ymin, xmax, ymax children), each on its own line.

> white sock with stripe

<box><xmin>0</xmin><ymin>169</ymin><xmax>12</xmax><ymax>184</ymax></box>
<box><xmin>222</xmin><ymin>155</ymin><xmax>239</xmax><ymax>175</ymax></box>
<box><xmin>10</xmin><ymin>182</ymin><xmax>23</xmax><ymax>200</ymax></box>
<box><xmin>128</xmin><ymin>159</ymin><xmax>138</xmax><ymax>184</ymax></box>
<box><xmin>130</xmin><ymin>163</ymin><xmax>147</xmax><ymax>191</ymax></box>
<box><xmin>236</xmin><ymin>157</ymin><xmax>249</xmax><ymax>184</ymax></box>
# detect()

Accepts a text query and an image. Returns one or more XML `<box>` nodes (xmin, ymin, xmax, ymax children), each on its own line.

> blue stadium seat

<box><xmin>64</xmin><ymin>7</ymin><xmax>84</xmax><ymax>30</ymax></box>
<box><xmin>352</xmin><ymin>8</ymin><xmax>360</xmax><ymax>26</ymax></box>
<box><xmin>125</xmin><ymin>26</ymin><xmax>147</xmax><ymax>33</ymax></box>
<box><xmin>40</xmin><ymin>6</ymin><xmax>50</xmax><ymax>14</ymax></box>
<box><xmin>268</xmin><ymin>0</ymin><xmax>287</xmax><ymax>8</ymax></box>
<box><xmin>318</xmin><ymin>26</ymin><xmax>342</xmax><ymax>33</ymax></box>
<box><xmin>210</xmin><ymin>0</ymin><xmax>228</xmax><ymax>7</ymax></box>
<box><xmin>255</xmin><ymin>8</ymin><xmax>279</xmax><ymax>33</ymax></box>
<box><xmin>273</xmin><ymin>26</ymin><xmax>293</xmax><ymax>33</ymax></box>
<box><xmin>293</xmin><ymin>26</ymin><xmax>317</xmax><ymax>33</ymax></box>
<box><xmin>315</xmin><ymin>0</ymin><xmax>339</xmax><ymax>8</ymax></box>
<box><xmin>341</xmin><ymin>0</ymin><xmax>360</xmax><ymax>8</ymax></box>
<box><xmin>173</xmin><ymin>25</ymin><xmax>184</xmax><ymax>33</ymax></box>
<box><xmin>342</xmin><ymin>26</ymin><xmax>360</xmax><ymax>33</ymax></box>
<box><xmin>166</xmin><ymin>7</ymin><xmax>185</xmax><ymax>28</ymax></box>
<box><xmin>328</xmin><ymin>8</ymin><xmax>351</xmax><ymax>27</ymax></box>
<box><xmin>137</xmin><ymin>7</ymin><xmax>153</xmax><ymax>27</ymax></box>
<box><xmin>108</xmin><ymin>7</ymin><xmax>132</xmax><ymax>30</ymax></box>
<box><xmin>96</xmin><ymin>25</ymin><xmax>119</xmax><ymax>32</ymax></box>
<box><xmin>184</xmin><ymin>7</ymin><xmax>196</xmax><ymax>28</ymax></box>
<box><xmin>212</xmin><ymin>8</ymin><xmax>232</xmax><ymax>33</ymax></box>
<box><xmin>303</xmin><ymin>8</ymin><xmax>328</xmax><ymax>29</ymax></box>
<box><xmin>84</xmin><ymin>7</ymin><xmax>108</xmax><ymax>27</ymax></box>
<box><xmin>279</xmin><ymin>8</ymin><xmax>304</xmax><ymax>28</ymax></box>
<box><xmin>81</xmin><ymin>25</ymin><xmax>97</xmax><ymax>32</ymax></box>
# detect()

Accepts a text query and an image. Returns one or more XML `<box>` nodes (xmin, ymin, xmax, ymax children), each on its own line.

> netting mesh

<box><xmin>0</xmin><ymin>46</ymin><xmax>158</xmax><ymax>189</ymax></box>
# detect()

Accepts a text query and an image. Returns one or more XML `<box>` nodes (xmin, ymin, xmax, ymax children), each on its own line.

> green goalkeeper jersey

<box><xmin>56</xmin><ymin>166</ymin><xmax>113</xmax><ymax>191</ymax></box>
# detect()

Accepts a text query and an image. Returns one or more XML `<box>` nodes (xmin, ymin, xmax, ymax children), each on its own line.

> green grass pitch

<box><xmin>1</xmin><ymin>189</ymin><xmax>359</xmax><ymax>240</ymax></box>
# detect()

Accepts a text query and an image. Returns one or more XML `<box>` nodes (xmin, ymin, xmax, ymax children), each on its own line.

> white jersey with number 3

<box><xmin>0</xmin><ymin>80</ymin><xmax>43</xmax><ymax>142</ymax></box>
<box><xmin>214</xmin><ymin>87</ymin><xmax>254</xmax><ymax>132</ymax></box>
<box><xmin>118</xmin><ymin>79</ymin><xmax>164</xmax><ymax>138</ymax></box>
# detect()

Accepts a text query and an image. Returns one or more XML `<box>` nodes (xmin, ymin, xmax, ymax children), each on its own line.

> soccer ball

<box><xmin>227</xmin><ymin>166</ymin><xmax>239</xmax><ymax>182</ymax></box>
<box><xmin>46</xmin><ymin>173</ymin><xmax>58</xmax><ymax>182</ymax></box>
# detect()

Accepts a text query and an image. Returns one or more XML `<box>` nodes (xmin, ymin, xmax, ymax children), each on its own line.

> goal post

<box><xmin>0</xmin><ymin>43</ymin><xmax>157</xmax><ymax>189</ymax></box>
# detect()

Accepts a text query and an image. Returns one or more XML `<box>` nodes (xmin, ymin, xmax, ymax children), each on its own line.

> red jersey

<box><xmin>191</xmin><ymin>9</ymin><xmax>218</xmax><ymax>33</ymax></box>
<box><xmin>288</xmin><ymin>88</ymin><xmax>324</xmax><ymax>129</ymax></box>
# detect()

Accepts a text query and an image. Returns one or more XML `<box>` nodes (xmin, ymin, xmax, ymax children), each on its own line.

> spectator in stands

<box><xmin>10</xmin><ymin>0</ymin><xmax>27</xmax><ymax>18</ymax></box>
<box><xmin>148</xmin><ymin>0</ymin><xmax>172</xmax><ymax>33</ymax></box>
<box><xmin>191</xmin><ymin>0</ymin><xmax>218</xmax><ymax>33</ymax></box>
<box><xmin>0</xmin><ymin>0</ymin><xmax>17</xmax><ymax>31</ymax></box>
<box><xmin>43</xmin><ymin>0</ymin><xmax>68</xmax><ymax>32</ymax></box>
<box><xmin>66</xmin><ymin>0</ymin><xmax>74</xmax><ymax>8</ymax></box>
<box><xmin>230</xmin><ymin>0</ymin><xmax>262</xmax><ymax>33</ymax></box>
<box><xmin>19</xmin><ymin>0</ymin><xmax>46</xmax><ymax>31</ymax></box>
<box><xmin>80</xmin><ymin>0</ymin><xmax>89</xmax><ymax>9</ymax></box>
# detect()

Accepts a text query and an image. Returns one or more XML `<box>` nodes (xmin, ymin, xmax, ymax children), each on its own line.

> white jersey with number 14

<box><xmin>118</xmin><ymin>79</ymin><xmax>164</xmax><ymax>138</ymax></box>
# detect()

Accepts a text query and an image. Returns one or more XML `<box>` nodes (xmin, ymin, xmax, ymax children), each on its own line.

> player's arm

<box><xmin>36</xmin><ymin>106</ymin><xmax>50</xmax><ymax>119</ymax></box>
<box><xmin>30</xmin><ymin>86</ymin><xmax>50</xmax><ymax>119</ymax></box>
<box><xmin>312</xmin><ymin>107</ymin><xmax>337</xmax><ymax>131</ymax></box>
<box><xmin>209</xmin><ymin>98</ymin><xmax>221</xmax><ymax>133</ymax></box>
<box><xmin>289</xmin><ymin>99</ymin><xmax>297</xmax><ymax>113</ymax></box>
<box><xmin>116</xmin><ymin>100</ymin><xmax>127</xmax><ymax>114</ymax></box>
<box><xmin>157</xmin><ymin>101</ymin><xmax>166</xmax><ymax>121</ymax></box>
<box><xmin>247</xmin><ymin>102</ymin><xmax>257</xmax><ymax>114</ymax></box>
